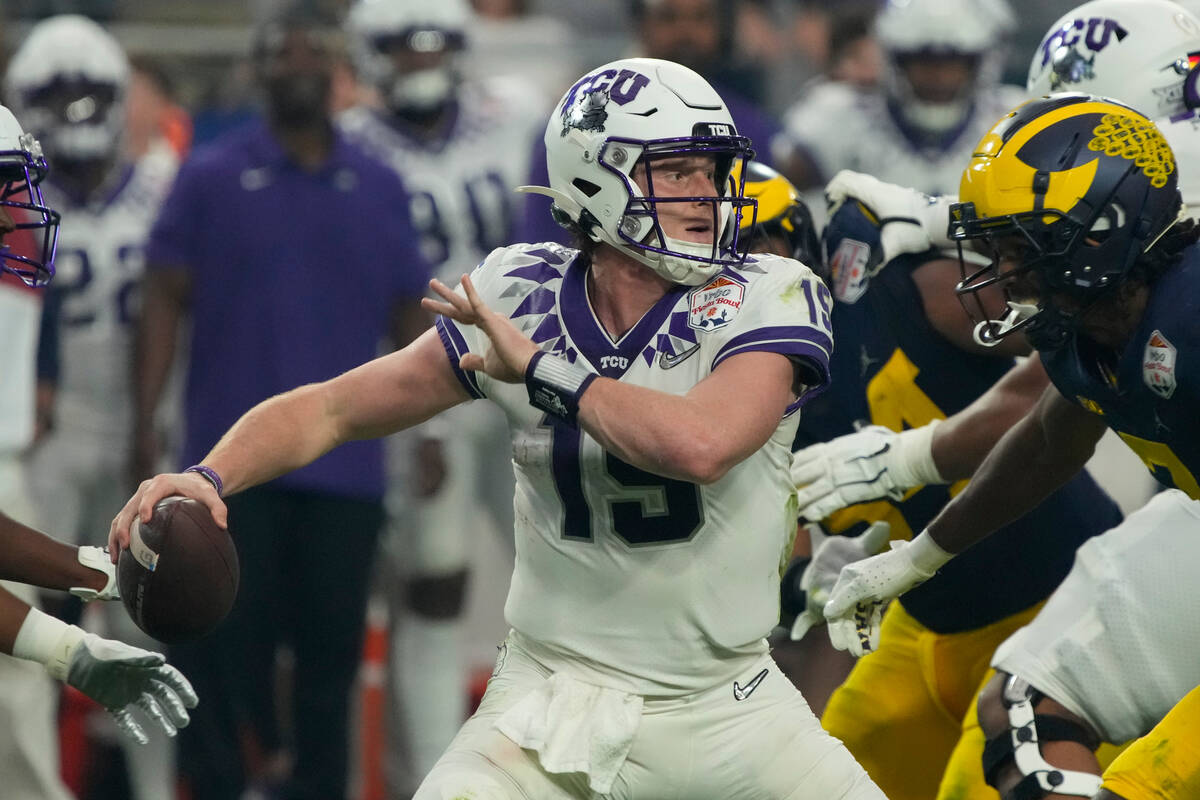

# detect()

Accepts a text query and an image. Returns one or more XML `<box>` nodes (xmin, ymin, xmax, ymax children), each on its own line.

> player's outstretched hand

<box><xmin>53</xmin><ymin>627</ymin><xmax>198</xmax><ymax>744</ymax></box>
<box><xmin>108</xmin><ymin>472</ymin><xmax>226</xmax><ymax>561</ymax></box>
<box><xmin>825</xmin><ymin>170</ymin><xmax>954</xmax><ymax>265</ymax></box>
<box><xmin>823</xmin><ymin>532</ymin><xmax>952</xmax><ymax>657</ymax></box>
<box><xmin>423</xmin><ymin>274</ymin><xmax>540</xmax><ymax>384</ymax></box>
<box><xmin>790</xmin><ymin>521</ymin><xmax>890</xmax><ymax>640</ymax></box>
<box><xmin>791</xmin><ymin>423</ymin><xmax>943</xmax><ymax>521</ymax></box>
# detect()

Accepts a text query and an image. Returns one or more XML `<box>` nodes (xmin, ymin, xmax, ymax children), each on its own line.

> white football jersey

<box><xmin>339</xmin><ymin>78</ymin><xmax>547</xmax><ymax>283</ymax></box>
<box><xmin>774</xmin><ymin>80</ymin><xmax>1028</xmax><ymax>196</ymax></box>
<box><xmin>438</xmin><ymin>243</ymin><xmax>833</xmax><ymax>695</ymax></box>
<box><xmin>44</xmin><ymin>147</ymin><xmax>179</xmax><ymax>436</ymax></box>
<box><xmin>0</xmin><ymin>281</ymin><xmax>40</xmax><ymax>452</ymax></box>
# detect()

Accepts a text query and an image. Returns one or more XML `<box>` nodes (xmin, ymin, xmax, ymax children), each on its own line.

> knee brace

<box><xmin>981</xmin><ymin>675</ymin><xmax>1102</xmax><ymax>800</ymax></box>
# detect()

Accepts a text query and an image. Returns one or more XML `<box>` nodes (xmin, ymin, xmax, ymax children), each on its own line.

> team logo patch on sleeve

<box><xmin>688</xmin><ymin>275</ymin><xmax>745</xmax><ymax>331</ymax></box>
<box><xmin>828</xmin><ymin>237</ymin><xmax>870</xmax><ymax>304</ymax></box>
<box><xmin>1143</xmin><ymin>330</ymin><xmax>1177</xmax><ymax>399</ymax></box>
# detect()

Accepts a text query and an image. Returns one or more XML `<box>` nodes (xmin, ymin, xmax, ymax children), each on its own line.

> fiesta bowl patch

<box><xmin>689</xmin><ymin>275</ymin><xmax>745</xmax><ymax>331</ymax></box>
<box><xmin>1143</xmin><ymin>329</ymin><xmax>1177</xmax><ymax>399</ymax></box>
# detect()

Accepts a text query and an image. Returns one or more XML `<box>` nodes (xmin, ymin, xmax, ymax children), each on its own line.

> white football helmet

<box><xmin>4</xmin><ymin>15</ymin><xmax>129</xmax><ymax>165</ymax></box>
<box><xmin>346</xmin><ymin>0</ymin><xmax>471</xmax><ymax>115</ymax></box>
<box><xmin>1027</xmin><ymin>0</ymin><xmax>1200</xmax><ymax>120</ymax></box>
<box><xmin>0</xmin><ymin>105</ymin><xmax>60</xmax><ymax>286</ymax></box>
<box><xmin>875</xmin><ymin>0</ymin><xmax>1015</xmax><ymax>137</ymax></box>
<box><xmin>521</xmin><ymin>58</ymin><xmax>756</xmax><ymax>286</ymax></box>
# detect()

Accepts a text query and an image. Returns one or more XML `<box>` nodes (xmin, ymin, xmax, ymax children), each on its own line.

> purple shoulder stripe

<box><xmin>435</xmin><ymin>316</ymin><xmax>486</xmax><ymax>399</ymax></box>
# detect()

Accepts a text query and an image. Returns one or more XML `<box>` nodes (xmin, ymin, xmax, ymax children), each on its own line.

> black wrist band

<box><xmin>525</xmin><ymin>350</ymin><xmax>597</xmax><ymax>425</ymax></box>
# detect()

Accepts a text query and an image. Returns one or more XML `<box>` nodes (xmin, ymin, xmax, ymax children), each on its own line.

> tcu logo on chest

<box><xmin>600</xmin><ymin>355</ymin><xmax>629</xmax><ymax>370</ymax></box>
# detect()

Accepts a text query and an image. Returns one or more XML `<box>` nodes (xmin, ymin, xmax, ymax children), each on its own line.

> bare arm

<box><xmin>0</xmin><ymin>514</ymin><xmax>106</xmax><ymax>594</ymax></box>
<box><xmin>0</xmin><ymin>588</ymin><xmax>32</xmax><ymax>655</ymax></box>
<box><xmin>109</xmin><ymin>327</ymin><xmax>469</xmax><ymax>552</ymax></box>
<box><xmin>927</xmin><ymin>384</ymin><xmax>1108</xmax><ymax>554</ymax></box>
<box><xmin>930</xmin><ymin>356</ymin><xmax>1051</xmax><ymax>480</ymax></box>
<box><xmin>132</xmin><ymin>267</ymin><xmax>190</xmax><ymax>481</ymax></box>
<box><xmin>580</xmin><ymin>350</ymin><xmax>795</xmax><ymax>483</ymax></box>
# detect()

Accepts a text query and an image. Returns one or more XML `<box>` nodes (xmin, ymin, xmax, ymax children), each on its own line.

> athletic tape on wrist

<box><xmin>525</xmin><ymin>350</ymin><xmax>598</xmax><ymax>425</ymax></box>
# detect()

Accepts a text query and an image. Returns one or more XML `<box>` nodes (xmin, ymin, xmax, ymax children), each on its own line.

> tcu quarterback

<box><xmin>111</xmin><ymin>57</ymin><xmax>889</xmax><ymax>799</ymax></box>
<box><xmin>0</xmin><ymin>101</ymin><xmax>195</xmax><ymax>800</ymax></box>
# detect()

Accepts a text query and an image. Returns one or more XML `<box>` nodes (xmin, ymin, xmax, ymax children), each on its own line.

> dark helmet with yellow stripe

<box><xmin>737</xmin><ymin>161</ymin><xmax>820</xmax><ymax>268</ymax></box>
<box><xmin>949</xmin><ymin>93</ymin><xmax>1183</xmax><ymax>348</ymax></box>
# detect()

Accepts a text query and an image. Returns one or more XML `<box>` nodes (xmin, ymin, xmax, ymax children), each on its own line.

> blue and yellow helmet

<box><xmin>950</xmin><ymin>93</ymin><xmax>1183</xmax><ymax>347</ymax></box>
<box><xmin>737</xmin><ymin>161</ymin><xmax>820</xmax><ymax>268</ymax></box>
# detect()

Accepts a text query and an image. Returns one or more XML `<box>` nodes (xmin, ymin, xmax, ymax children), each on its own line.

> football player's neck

<box><xmin>54</xmin><ymin>155</ymin><xmax>120</xmax><ymax>203</ymax></box>
<box><xmin>1080</xmin><ymin>285</ymin><xmax>1150</xmax><ymax>351</ymax></box>
<box><xmin>270</xmin><ymin>117</ymin><xmax>334</xmax><ymax>171</ymax></box>
<box><xmin>588</xmin><ymin>248</ymin><xmax>673</xmax><ymax>339</ymax></box>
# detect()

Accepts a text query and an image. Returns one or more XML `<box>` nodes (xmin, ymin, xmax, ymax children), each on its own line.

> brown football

<box><xmin>118</xmin><ymin>496</ymin><xmax>239</xmax><ymax>643</ymax></box>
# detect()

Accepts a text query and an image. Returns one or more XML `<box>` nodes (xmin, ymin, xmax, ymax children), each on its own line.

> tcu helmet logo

<box><xmin>559</xmin><ymin>68</ymin><xmax>651</xmax><ymax>136</ymax></box>
<box><xmin>1037</xmin><ymin>17</ymin><xmax>1128</xmax><ymax>70</ymax></box>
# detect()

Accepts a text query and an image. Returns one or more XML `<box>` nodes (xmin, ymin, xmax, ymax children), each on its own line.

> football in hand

<box><xmin>118</xmin><ymin>496</ymin><xmax>239</xmax><ymax>643</ymax></box>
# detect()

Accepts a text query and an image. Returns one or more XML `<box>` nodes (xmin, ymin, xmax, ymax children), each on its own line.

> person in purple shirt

<box><xmin>132</xmin><ymin>9</ymin><xmax>430</xmax><ymax>800</ymax></box>
<box><xmin>519</xmin><ymin>0</ymin><xmax>781</xmax><ymax>246</ymax></box>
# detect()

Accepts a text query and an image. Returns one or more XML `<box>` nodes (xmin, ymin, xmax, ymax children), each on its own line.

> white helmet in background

<box><xmin>522</xmin><ymin>58</ymin><xmax>756</xmax><ymax>286</ymax></box>
<box><xmin>0</xmin><ymin>105</ymin><xmax>60</xmax><ymax>286</ymax></box>
<box><xmin>346</xmin><ymin>0</ymin><xmax>471</xmax><ymax>115</ymax></box>
<box><xmin>875</xmin><ymin>0</ymin><xmax>1016</xmax><ymax>138</ymax></box>
<box><xmin>4</xmin><ymin>15</ymin><xmax>130</xmax><ymax>165</ymax></box>
<box><xmin>1027</xmin><ymin>0</ymin><xmax>1200</xmax><ymax>120</ymax></box>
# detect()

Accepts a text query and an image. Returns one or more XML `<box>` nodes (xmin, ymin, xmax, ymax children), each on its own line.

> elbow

<box><xmin>669</xmin><ymin>434</ymin><xmax>738</xmax><ymax>485</ymax></box>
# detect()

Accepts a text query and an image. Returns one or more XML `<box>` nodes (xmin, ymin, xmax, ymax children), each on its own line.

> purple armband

<box><xmin>185</xmin><ymin>465</ymin><xmax>224</xmax><ymax>497</ymax></box>
<box><xmin>525</xmin><ymin>350</ymin><xmax>597</xmax><ymax>425</ymax></box>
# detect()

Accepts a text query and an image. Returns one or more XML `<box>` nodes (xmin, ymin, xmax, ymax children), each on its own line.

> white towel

<box><xmin>494</xmin><ymin>671</ymin><xmax>643</xmax><ymax>794</ymax></box>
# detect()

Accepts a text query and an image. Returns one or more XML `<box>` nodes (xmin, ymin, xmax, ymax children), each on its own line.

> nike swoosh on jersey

<box><xmin>658</xmin><ymin>342</ymin><xmax>701</xmax><ymax>370</ymax></box>
<box><xmin>732</xmin><ymin>668</ymin><xmax>769</xmax><ymax>701</ymax></box>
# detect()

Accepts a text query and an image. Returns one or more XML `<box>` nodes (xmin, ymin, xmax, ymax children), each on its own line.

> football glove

<box><xmin>791</xmin><ymin>422</ymin><xmax>945</xmax><ymax>522</ymax></box>
<box><xmin>70</xmin><ymin>545</ymin><xmax>119</xmax><ymax>601</ymax></box>
<box><xmin>789</xmin><ymin>521</ymin><xmax>891</xmax><ymax>640</ymax></box>
<box><xmin>823</xmin><ymin>532</ymin><xmax>953</xmax><ymax>657</ymax></box>
<box><xmin>824</xmin><ymin>170</ymin><xmax>956</xmax><ymax>267</ymax></box>
<box><xmin>49</xmin><ymin>626</ymin><xmax>197</xmax><ymax>744</ymax></box>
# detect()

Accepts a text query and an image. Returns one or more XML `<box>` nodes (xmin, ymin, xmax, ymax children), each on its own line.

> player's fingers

<box><xmin>137</xmin><ymin>692</ymin><xmax>177</xmax><ymax>738</ymax></box>
<box><xmin>789</xmin><ymin>609</ymin><xmax>818</xmax><ymax>641</ymax></box>
<box><xmin>860</xmin><ymin>521</ymin><xmax>891</xmax><ymax>554</ymax></box>
<box><xmin>826</xmin><ymin>616</ymin><xmax>861</xmax><ymax>656</ymax></box>
<box><xmin>150</xmin><ymin>681</ymin><xmax>192</xmax><ymax>729</ymax></box>
<box><xmin>789</xmin><ymin>451</ymin><xmax>825</xmax><ymax>486</ymax></box>
<box><xmin>110</xmin><ymin>708</ymin><xmax>149</xmax><ymax>745</ymax></box>
<box><xmin>155</xmin><ymin>665</ymin><xmax>199</xmax><ymax>710</ymax></box>
<box><xmin>798</xmin><ymin>493</ymin><xmax>840</xmax><ymax>523</ymax></box>
<box><xmin>109</xmin><ymin>497</ymin><xmax>140</xmax><ymax>558</ymax></box>
<box><xmin>822</xmin><ymin>570</ymin><xmax>862</xmax><ymax>620</ymax></box>
<box><xmin>459</xmin><ymin>353</ymin><xmax>485</xmax><ymax>373</ymax></box>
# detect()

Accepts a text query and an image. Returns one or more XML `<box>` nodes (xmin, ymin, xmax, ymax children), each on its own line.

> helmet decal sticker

<box><xmin>1088</xmin><ymin>113</ymin><xmax>1175</xmax><ymax>187</ymax></box>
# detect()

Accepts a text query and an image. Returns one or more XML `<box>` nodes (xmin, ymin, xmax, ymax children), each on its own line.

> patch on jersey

<box><xmin>1143</xmin><ymin>330</ymin><xmax>1178</xmax><ymax>399</ymax></box>
<box><xmin>688</xmin><ymin>275</ymin><xmax>745</xmax><ymax>331</ymax></box>
<box><xmin>828</xmin><ymin>237</ymin><xmax>870</xmax><ymax>304</ymax></box>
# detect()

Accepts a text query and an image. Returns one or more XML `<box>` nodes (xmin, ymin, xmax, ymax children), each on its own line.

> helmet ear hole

<box><xmin>572</xmin><ymin>178</ymin><xmax>602</xmax><ymax>197</ymax></box>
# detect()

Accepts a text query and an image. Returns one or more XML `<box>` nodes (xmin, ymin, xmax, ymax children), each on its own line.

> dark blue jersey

<box><xmin>1042</xmin><ymin>245</ymin><xmax>1200</xmax><ymax>500</ymax></box>
<box><xmin>797</xmin><ymin>252</ymin><xmax>1122</xmax><ymax>634</ymax></box>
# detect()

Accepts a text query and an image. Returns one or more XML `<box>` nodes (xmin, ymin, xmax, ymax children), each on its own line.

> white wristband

<box><xmin>12</xmin><ymin>608</ymin><xmax>83</xmax><ymax>681</ymax></box>
<box><xmin>889</xmin><ymin>420</ymin><xmax>946</xmax><ymax>488</ymax></box>
<box><xmin>907</xmin><ymin>530</ymin><xmax>954</xmax><ymax>577</ymax></box>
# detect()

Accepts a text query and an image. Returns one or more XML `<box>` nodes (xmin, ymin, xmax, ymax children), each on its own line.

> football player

<box><xmin>0</xmin><ymin>101</ymin><xmax>196</xmax><ymax>799</ymax></box>
<box><xmin>341</xmin><ymin>0</ymin><xmax>548</xmax><ymax>783</ymax></box>
<box><xmin>795</xmin><ymin>3</ymin><xmax>1200</xmax><ymax>797</ymax></box>
<box><xmin>109</xmin><ymin>57</ymin><xmax>888</xmax><ymax>799</ymax></box>
<box><xmin>774</xmin><ymin>0</ymin><xmax>1024</xmax><ymax>199</ymax></box>
<box><xmin>6</xmin><ymin>16</ymin><xmax>183</xmax><ymax>798</ymax></box>
<box><xmin>822</xmin><ymin>93</ymin><xmax>1200</xmax><ymax>800</ymax></box>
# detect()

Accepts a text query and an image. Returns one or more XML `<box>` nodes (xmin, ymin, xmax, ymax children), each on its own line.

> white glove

<box><xmin>14</xmin><ymin>610</ymin><xmax>198</xmax><ymax>744</ymax></box>
<box><xmin>823</xmin><ymin>531</ymin><xmax>953</xmax><ymax>657</ymax></box>
<box><xmin>70</xmin><ymin>545</ymin><xmax>119</xmax><ymax>601</ymax></box>
<box><xmin>791</xmin><ymin>422</ymin><xmax>945</xmax><ymax>522</ymax></box>
<box><xmin>789</xmin><ymin>521</ymin><xmax>891</xmax><ymax>640</ymax></box>
<box><xmin>825</xmin><ymin>170</ymin><xmax>957</xmax><ymax>266</ymax></box>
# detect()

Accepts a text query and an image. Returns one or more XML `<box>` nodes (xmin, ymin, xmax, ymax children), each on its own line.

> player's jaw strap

<box><xmin>982</xmin><ymin>675</ymin><xmax>1102</xmax><ymax>800</ymax></box>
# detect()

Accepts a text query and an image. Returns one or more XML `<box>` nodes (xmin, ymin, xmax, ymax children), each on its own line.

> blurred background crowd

<box><xmin>0</xmin><ymin>1</ymin><xmax>1171</xmax><ymax>799</ymax></box>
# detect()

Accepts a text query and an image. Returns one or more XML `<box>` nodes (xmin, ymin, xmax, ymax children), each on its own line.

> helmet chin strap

<box><xmin>388</xmin><ymin>67</ymin><xmax>455</xmax><ymax>114</ymax></box>
<box><xmin>973</xmin><ymin>299</ymin><xmax>1040</xmax><ymax>347</ymax></box>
